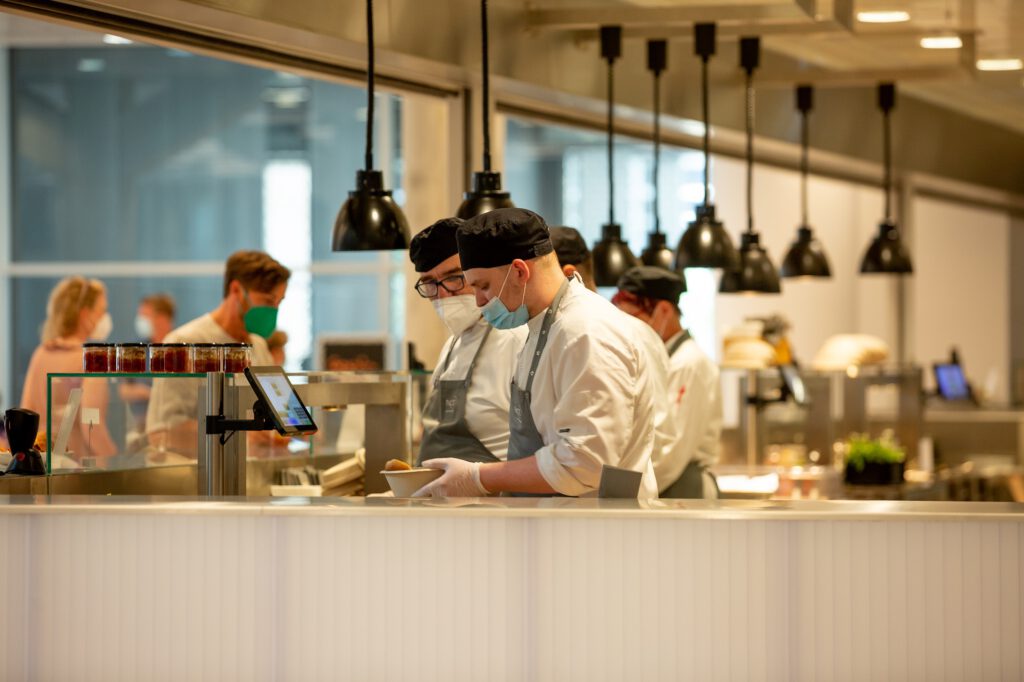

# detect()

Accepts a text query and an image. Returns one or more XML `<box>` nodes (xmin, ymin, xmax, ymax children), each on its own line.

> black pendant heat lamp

<box><xmin>639</xmin><ymin>39</ymin><xmax>682</xmax><ymax>281</ymax></box>
<box><xmin>456</xmin><ymin>0</ymin><xmax>514</xmax><ymax>218</ymax></box>
<box><xmin>332</xmin><ymin>0</ymin><xmax>410</xmax><ymax>251</ymax></box>
<box><xmin>860</xmin><ymin>83</ymin><xmax>913</xmax><ymax>275</ymax></box>
<box><xmin>675</xmin><ymin>23</ymin><xmax>739</xmax><ymax>272</ymax></box>
<box><xmin>720</xmin><ymin>37</ymin><xmax>781</xmax><ymax>295</ymax></box>
<box><xmin>780</xmin><ymin>85</ymin><xmax>832</xmax><ymax>279</ymax></box>
<box><xmin>592</xmin><ymin>25</ymin><xmax>640</xmax><ymax>286</ymax></box>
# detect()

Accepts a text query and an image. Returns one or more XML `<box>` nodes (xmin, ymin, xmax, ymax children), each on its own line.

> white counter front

<box><xmin>1</xmin><ymin>496</ymin><xmax>1022</xmax><ymax>681</ymax></box>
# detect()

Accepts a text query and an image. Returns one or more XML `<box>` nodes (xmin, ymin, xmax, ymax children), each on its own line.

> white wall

<box><xmin>910</xmin><ymin>196</ymin><xmax>1011</xmax><ymax>402</ymax></box>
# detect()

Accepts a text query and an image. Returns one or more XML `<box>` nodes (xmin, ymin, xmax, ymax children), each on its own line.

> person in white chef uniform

<box><xmin>415</xmin><ymin>208</ymin><xmax>659</xmax><ymax>498</ymax></box>
<box><xmin>613</xmin><ymin>266</ymin><xmax>722</xmax><ymax>498</ymax></box>
<box><xmin>409</xmin><ymin>217</ymin><xmax>527</xmax><ymax>463</ymax></box>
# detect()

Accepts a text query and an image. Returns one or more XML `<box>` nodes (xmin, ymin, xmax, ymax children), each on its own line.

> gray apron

<box><xmin>660</xmin><ymin>330</ymin><xmax>721</xmax><ymax>499</ymax></box>
<box><xmin>507</xmin><ymin>280</ymin><xmax>570</xmax><ymax>495</ymax></box>
<box><xmin>417</xmin><ymin>325</ymin><xmax>500</xmax><ymax>465</ymax></box>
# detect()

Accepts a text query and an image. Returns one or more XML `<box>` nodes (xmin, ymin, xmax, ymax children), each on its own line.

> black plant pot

<box><xmin>844</xmin><ymin>461</ymin><xmax>905</xmax><ymax>486</ymax></box>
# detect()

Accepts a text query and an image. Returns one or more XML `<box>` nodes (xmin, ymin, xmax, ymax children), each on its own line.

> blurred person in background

<box><xmin>146</xmin><ymin>251</ymin><xmax>290</xmax><ymax>456</ymax></box>
<box><xmin>267</xmin><ymin>330</ymin><xmax>288</xmax><ymax>366</ymax></box>
<box><xmin>20</xmin><ymin>276</ymin><xmax>117</xmax><ymax>462</ymax></box>
<box><xmin>135</xmin><ymin>292</ymin><xmax>176</xmax><ymax>344</ymax></box>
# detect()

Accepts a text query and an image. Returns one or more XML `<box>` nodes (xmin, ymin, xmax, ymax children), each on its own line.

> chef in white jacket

<box><xmin>415</xmin><ymin>208</ymin><xmax>658</xmax><ymax>498</ymax></box>
<box><xmin>613</xmin><ymin>266</ymin><xmax>722</xmax><ymax>498</ymax></box>
<box><xmin>409</xmin><ymin>217</ymin><xmax>527</xmax><ymax>463</ymax></box>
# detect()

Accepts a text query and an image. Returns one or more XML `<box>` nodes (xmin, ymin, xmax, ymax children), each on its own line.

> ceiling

<box><xmin>526</xmin><ymin>0</ymin><xmax>1024</xmax><ymax>133</ymax></box>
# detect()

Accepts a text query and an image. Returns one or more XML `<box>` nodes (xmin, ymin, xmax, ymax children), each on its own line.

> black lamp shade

<box><xmin>860</xmin><ymin>221</ymin><xmax>913</xmax><ymax>274</ymax></box>
<box><xmin>332</xmin><ymin>170</ymin><xmax>410</xmax><ymax>251</ymax></box>
<box><xmin>593</xmin><ymin>223</ymin><xmax>639</xmax><ymax>286</ymax></box>
<box><xmin>640</xmin><ymin>233</ymin><xmax>681</xmax><ymax>284</ymax></box>
<box><xmin>780</xmin><ymin>226</ymin><xmax>832</xmax><ymax>278</ymax></box>
<box><xmin>720</xmin><ymin>232</ymin><xmax>781</xmax><ymax>294</ymax></box>
<box><xmin>456</xmin><ymin>170</ymin><xmax>515</xmax><ymax>219</ymax></box>
<box><xmin>675</xmin><ymin>204</ymin><xmax>739</xmax><ymax>271</ymax></box>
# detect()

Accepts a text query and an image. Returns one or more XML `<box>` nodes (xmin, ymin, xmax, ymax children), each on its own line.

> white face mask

<box><xmin>89</xmin><ymin>312</ymin><xmax>113</xmax><ymax>341</ymax></box>
<box><xmin>432</xmin><ymin>295</ymin><xmax>481</xmax><ymax>336</ymax></box>
<box><xmin>134</xmin><ymin>315</ymin><xmax>154</xmax><ymax>340</ymax></box>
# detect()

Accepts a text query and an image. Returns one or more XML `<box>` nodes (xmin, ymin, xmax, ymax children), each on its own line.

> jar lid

<box><xmin>192</xmin><ymin>343</ymin><xmax>218</xmax><ymax>348</ymax></box>
<box><xmin>160</xmin><ymin>342</ymin><xmax>190</xmax><ymax>348</ymax></box>
<box><xmin>83</xmin><ymin>342</ymin><xmax>114</xmax><ymax>348</ymax></box>
<box><xmin>222</xmin><ymin>343</ymin><xmax>252</xmax><ymax>348</ymax></box>
<box><xmin>116</xmin><ymin>342</ymin><xmax>148</xmax><ymax>347</ymax></box>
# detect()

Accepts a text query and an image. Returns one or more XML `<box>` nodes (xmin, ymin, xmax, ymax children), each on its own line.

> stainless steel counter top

<box><xmin>1</xmin><ymin>494</ymin><xmax>1023</xmax><ymax>521</ymax></box>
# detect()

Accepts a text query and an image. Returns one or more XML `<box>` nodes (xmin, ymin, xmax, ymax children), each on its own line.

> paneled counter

<box><xmin>1</xmin><ymin>496</ymin><xmax>1021</xmax><ymax>681</ymax></box>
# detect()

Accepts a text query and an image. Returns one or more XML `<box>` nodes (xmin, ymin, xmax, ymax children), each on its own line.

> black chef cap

<box><xmin>456</xmin><ymin>208</ymin><xmax>554</xmax><ymax>270</ymax></box>
<box><xmin>409</xmin><ymin>217</ymin><xmax>464</xmax><ymax>273</ymax></box>
<box><xmin>549</xmin><ymin>226</ymin><xmax>590</xmax><ymax>266</ymax></box>
<box><xmin>617</xmin><ymin>266</ymin><xmax>685</xmax><ymax>303</ymax></box>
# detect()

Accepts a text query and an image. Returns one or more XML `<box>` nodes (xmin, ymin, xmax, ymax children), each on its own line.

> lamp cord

<box><xmin>364</xmin><ymin>0</ymin><xmax>374</xmax><ymax>173</ymax></box>
<box><xmin>481</xmin><ymin>0</ymin><xmax>492</xmax><ymax>172</ymax></box>
<box><xmin>745</xmin><ymin>69</ymin><xmax>754</xmax><ymax>234</ymax></box>
<box><xmin>607</xmin><ymin>56</ymin><xmax>615</xmax><ymax>227</ymax></box>
<box><xmin>653</xmin><ymin>69</ymin><xmax>661</xmax><ymax>234</ymax></box>
<box><xmin>883</xmin><ymin>107</ymin><xmax>892</xmax><ymax>222</ymax></box>
<box><xmin>701</xmin><ymin>56</ymin><xmax>710</xmax><ymax>207</ymax></box>
<box><xmin>800</xmin><ymin>107</ymin><xmax>809</xmax><ymax>227</ymax></box>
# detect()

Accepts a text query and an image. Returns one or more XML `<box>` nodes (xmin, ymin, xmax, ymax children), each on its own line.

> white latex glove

<box><xmin>413</xmin><ymin>458</ymin><xmax>490</xmax><ymax>498</ymax></box>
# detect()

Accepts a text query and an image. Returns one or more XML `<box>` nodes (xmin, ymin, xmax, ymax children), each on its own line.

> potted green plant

<box><xmin>843</xmin><ymin>431</ymin><xmax>906</xmax><ymax>485</ymax></box>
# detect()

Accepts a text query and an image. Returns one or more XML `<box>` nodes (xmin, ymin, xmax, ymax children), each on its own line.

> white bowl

<box><xmin>381</xmin><ymin>468</ymin><xmax>443</xmax><ymax>497</ymax></box>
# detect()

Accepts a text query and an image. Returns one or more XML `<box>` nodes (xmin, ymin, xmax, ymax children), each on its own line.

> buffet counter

<box><xmin>2</xmin><ymin>496</ymin><xmax>1022</xmax><ymax>681</ymax></box>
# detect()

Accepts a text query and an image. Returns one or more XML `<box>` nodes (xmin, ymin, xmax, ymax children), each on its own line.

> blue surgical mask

<box><xmin>481</xmin><ymin>267</ymin><xmax>528</xmax><ymax>330</ymax></box>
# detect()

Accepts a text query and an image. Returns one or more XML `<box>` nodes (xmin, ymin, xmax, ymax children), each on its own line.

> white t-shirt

<box><xmin>514</xmin><ymin>280</ymin><xmax>659</xmax><ymax>498</ymax></box>
<box><xmin>423</xmin><ymin>317</ymin><xmax>527</xmax><ymax>461</ymax></box>
<box><xmin>660</xmin><ymin>331</ymin><xmax>722</xmax><ymax>495</ymax></box>
<box><xmin>146</xmin><ymin>314</ymin><xmax>273</xmax><ymax>434</ymax></box>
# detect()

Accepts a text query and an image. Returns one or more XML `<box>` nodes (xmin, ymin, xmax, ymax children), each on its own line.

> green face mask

<box><xmin>242</xmin><ymin>291</ymin><xmax>279</xmax><ymax>339</ymax></box>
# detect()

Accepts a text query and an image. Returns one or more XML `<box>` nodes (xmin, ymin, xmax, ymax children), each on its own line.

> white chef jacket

<box><xmin>146</xmin><ymin>314</ymin><xmax>274</xmax><ymax>434</ymax></box>
<box><xmin>514</xmin><ymin>279</ymin><xmax>659</xmax><ymax>498</ymax></box>
<box><xmin>422</xmin><ymin>315</ymin><xmax>528</xmax><ymax>460</ymax></box>
<box><xmin>622</xmin><ymin>315</ymin><xmax>681</xmax><ymax>494</ymax></box>
<box><xmin>659</xmin><ymin>331</ymin><xmax>722</xmax><ymax>495</ymax></box>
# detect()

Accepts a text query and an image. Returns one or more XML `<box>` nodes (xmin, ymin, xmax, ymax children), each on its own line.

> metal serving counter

<box><xmin>1</xmin><ymin>496</ymin><xmax>1021</xmax><ymax>681</ymax></box>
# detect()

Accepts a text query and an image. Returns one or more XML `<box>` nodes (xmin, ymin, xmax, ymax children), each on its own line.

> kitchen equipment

<box><xmin>4</xmin><ymin>408</ymin><xmax>46</xmax><ymax>476</ymax></box>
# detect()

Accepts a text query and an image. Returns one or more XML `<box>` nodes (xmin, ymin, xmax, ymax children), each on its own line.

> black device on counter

<box><xmin>206</xmin><ymin>367</ymin><xmax>318</xmax><ymax>438</ymax></box>
<box><xmin>934</xmin><ymin>362</ymin><xmax>974</xmax><ymax>403</ymax></box>
<box><xmin>3</xmin><ymin>408</ymin><xmax>46</xmax><ymax>476</ymax></box>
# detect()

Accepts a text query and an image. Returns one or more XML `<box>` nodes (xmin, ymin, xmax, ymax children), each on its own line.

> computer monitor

<box><xmin>934</xmin><ymin>363</ymin><xmax>971</xmax><ymax>401</ymax></box>
<box><xmin>244</xmin><ymin>366</ymin><xmax>318</xmax><ymax>435</ymax></box>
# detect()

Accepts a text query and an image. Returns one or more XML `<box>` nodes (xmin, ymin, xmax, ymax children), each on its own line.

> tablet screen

<box><xmin>245</xmin><ymin>367</ymin><xmax>317</xmax><ymax>434</ymax></box>
<box><xmin>934</xmin><ymin>363</ymin><xmax>970</xmax><ymax>401</ymax></box>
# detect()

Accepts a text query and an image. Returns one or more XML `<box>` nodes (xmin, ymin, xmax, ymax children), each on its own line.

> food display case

<box><xmin>2</xmin><ymin>370</ymin><xmax>413</xmax><ymax>496</ymax></box>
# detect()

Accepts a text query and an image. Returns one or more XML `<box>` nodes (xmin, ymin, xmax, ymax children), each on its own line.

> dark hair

<box><xmin>141</xmin><ymin>292</ymin><xmax>176</xmax><ymax>319</ymax></box>
<box><xmin>223</xmin><ymin>251</ymin><xmax>291</xmax><ymax>298</ymax></box>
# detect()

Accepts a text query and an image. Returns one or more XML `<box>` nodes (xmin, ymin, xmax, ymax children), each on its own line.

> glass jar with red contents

<box><xmin>83</xmin><ymin>343</ymin><xmax>115</xmax><ymax>373</ymax></box>
<box><xmin>162</xmin><ymin>343</ymin><xmax>192</xmax><ymax>373</ymax></box>
<box><xmin>115</xmin><ymin>343</ymin><xmax>148</xmax><ymax>373</ymax></box>
<box><xmin>222</xmin><ymin>343</ymin><xmax>252</xmax><ymax>373</ymax></box>
<box><xmin>149</xmin><ymin>344</ymin><xmax>167</xmax><ymax>372</ymax></box>
<box><xmin>192</xmin><ymin>343</ymin><xmax>223</xmax><ymax>373</ymax></box>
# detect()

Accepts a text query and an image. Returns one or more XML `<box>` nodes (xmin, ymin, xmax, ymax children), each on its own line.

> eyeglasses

<box><xmin>415</xmin><ymin>273</ymin><xmax>466</xmax><ymax>298</ymax></box>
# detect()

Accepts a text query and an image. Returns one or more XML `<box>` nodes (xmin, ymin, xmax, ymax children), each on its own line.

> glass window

<box><xmin>4</xmin><ymin>17</ymin><xmax>416</xmax><ymax>404</ymax></box>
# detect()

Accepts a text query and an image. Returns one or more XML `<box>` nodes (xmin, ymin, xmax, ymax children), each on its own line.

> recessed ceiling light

<box><xmin>857</xmin><ymin>10</ymin><xmax>911</xmax><ymax>23</ymax></box>
<box><xmin>976</xmin><ymin>58</ymin><xmax>1023</xmax><ymax>71</ymax></box>
<box><xmin>920</xmin><ymin>35</ymin><xmax>962</xmax><ymax>50</ymax></box>
<box><xmin>102</xmin><ymin>34</ymin><xmax>133</xmax><ymax>45</ymax></box>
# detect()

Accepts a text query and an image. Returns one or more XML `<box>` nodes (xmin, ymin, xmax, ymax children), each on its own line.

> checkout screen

<box><xmin>255</xmin><ymin>374</ymin><xmax>314</xmax><ymax>428</ymax></box>
<box><xmin>935</xmin><ymin>363</ymin><xmax>970</xmax><ymax>401</ymax></box>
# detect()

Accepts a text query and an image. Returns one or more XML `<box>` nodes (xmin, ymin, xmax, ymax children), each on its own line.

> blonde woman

<box><xmin>20</xmin><ymin>276</ymin><xmax>117</xmax><ymax>462</ymax></box>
